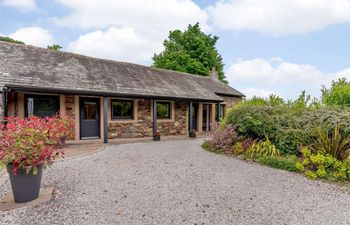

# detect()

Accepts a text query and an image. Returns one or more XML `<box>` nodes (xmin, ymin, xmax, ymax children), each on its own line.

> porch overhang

<box><xmin>4</xmin><ymin>84</ymin><xmax>224</xmax><ymax>103</ymax></box>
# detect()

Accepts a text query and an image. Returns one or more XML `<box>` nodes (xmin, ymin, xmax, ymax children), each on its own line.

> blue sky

<box><xmin>1</xmin><ymin>0</ymin><xmax>350</xmax><ymax>99</ymax></box>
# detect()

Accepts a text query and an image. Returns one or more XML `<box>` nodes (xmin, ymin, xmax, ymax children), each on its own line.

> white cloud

<box><xmin>55</xmin><ymin>0</ymin><xmax>208</xmax><ymax>63</ymax></box>
<box><xmin>227</xmin><ymin>58</ymin><xmax>350</xmax><ymax>99</ymax></box>
<box><xmin>68</xmin><ymin>27</ymin><xmax>161</xmax><ymax>62</ymax></box>
<box><xmin>9</xmin><ymin>27</ymin><xmax>54</xmax><ymax>47</ymax></box>
<box><xmin>2</xmin><ymin>0</ymin><xmax>37</xmax><ymax>11</ymax></box>
<box><xmin>54</xmin><ymin>0</ymin><xmax>208</xmax><ymax>30</ymax></box>
<box><xmin>208</xmin><ymin>0</ymin><xmax>350</xmax><ymax>35</ymax></box>
<box><xmin>240</xmin><ymin>87</ymin><xmax>275</xmax><ymax>99</ymax></box>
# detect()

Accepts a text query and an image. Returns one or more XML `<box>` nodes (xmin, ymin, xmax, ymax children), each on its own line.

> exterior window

<box><xmin>84</xmin><ymin>102</ymin><xmax>98</xmax><ymax>120</ymax></box>
<box><xmin>220</xmin><ymin>104</ymin><xmax>226</xmax><ymax>118</ymax></box>
<box><xmin>111</xmin><ymin>100</ymin><xmax>134</xmax><ymax>120</ymax></box>
<box><xmin>25</xmin><ymin>95</ymin><xmax>60</xmax><ymax>118</ymax></box>
<box><xmin>215</xmin><ymin>104</ymin><xmax>226</xmax><ymax>121</ymax></box>
<box><xmin>157</xmin><ymin>101</ymin><xmax>171</xmax><ymax>119</ymax></box>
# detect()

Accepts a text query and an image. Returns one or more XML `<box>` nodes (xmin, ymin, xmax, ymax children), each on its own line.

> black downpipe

<box><xmin>103</xmin><ymin>97</ymin><xmax>108</xmax><ymax>144</ymax></box>
<box><xmin>2</xmin><ymin>87</ymin><xmax>9</xmax><ymax>125</ymax></box>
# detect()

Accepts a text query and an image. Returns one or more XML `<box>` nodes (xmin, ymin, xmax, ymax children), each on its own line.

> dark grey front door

<box><xmin>80</xmin><ymin>98</ymin><xmax>100</xmax><ymax>139</ymax></box>
<box><xmin>191</xmin><ymin>103</ymin><xmax>198</xmax><ymax>131</ymax></box>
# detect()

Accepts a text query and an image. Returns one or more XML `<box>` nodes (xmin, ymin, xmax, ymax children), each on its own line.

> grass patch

<box><xmin>201</xmin><ymin>140</ymin><xmax>212</xmax><ymax>152</ymax></box>
<box><xmin>258</xmin><ymin>155</ymin><xmax>298</xmax><ymax>172</ymax></box>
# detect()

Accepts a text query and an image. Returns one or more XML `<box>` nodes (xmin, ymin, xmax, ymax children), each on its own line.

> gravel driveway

<box><xmin>1</xmin><ymin>138</ymin><xmax>350</xmax><ymax>225</ymax></box>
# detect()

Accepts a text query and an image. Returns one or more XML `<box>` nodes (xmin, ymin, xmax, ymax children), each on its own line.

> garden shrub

<box><xmin>312</xmin><ymin>124</ymin><xmax>350</xmax><ymax>161</ymax></box>
<box><xmin>322</xmin><ymin>78</ymin><xmax>350</xmax><ymax>107</ymax></box>
<box><xmin>275</xmin><ymin>128</ymin><xmax>310</xmax><ymax>155</ymax></box>
<box><xmin>232</xmin><ymin>142</ymin><xmax>245</xmax><ymax>155</ymax></box>
<box><xmin>201</xmin><ymin>140</ymin><xmax>211</xmax><ymax>152</ymax></box>
<box><xmin>245</xmin><ymin>137</ymin><xmax>280</xmax><ymax>159</ymax></box>
<box><xmin>258</xmin><ymin>155</ymin><xmax>298</xmax><ymax>172</ymax></box>
<box><xmin>232</xmin><ymin>138</ymin><xmax>254</xmax><ymax>155</ymax></box>
<box><xmin>226</xmin><ymin>105</ymin><xmax>285</xmax><ymax>141</ymax></box>
<box><xmin>296</xmin><ymin>147</ymin><xmax>350</xmax><ymax>181</ymax></box>
<box><xmin>226</xmin><ymin>104</ymin><xmax>350</xmax><ymax>156</ymax></box>
<box><xmin>209</xmin><ymin>124</ymin><xmax>238</xmax><ymax>152</ymax></box>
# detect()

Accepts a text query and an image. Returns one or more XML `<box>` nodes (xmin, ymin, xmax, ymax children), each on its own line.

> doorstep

<box><xmin>107</xmin><ymin>134</ymin><xmax>212</xmax><ymax>145</ymax></box>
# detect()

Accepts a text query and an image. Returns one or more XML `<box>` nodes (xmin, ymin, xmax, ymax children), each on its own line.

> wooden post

<box><xmin>103</xmin><ymin>97</ymin><xmax>108</xmax><ymax>144</ymax></box>
<box><xmin>206</xmin><ymin>104</ymin><xmax>210</xmax><ymax>132</ymax></box>
<box><xmin>152</xmin><ymin>100</ymin><xmax>160</xmax><ymax>141</ymax></box>
<box><xmin>217</xmin><ymin>102</ymin><xmax>221</xmax><ymax>122</ymax></box>
<box><xmin>188</xmin><ymin>101</ymin><xmax>196</xmax><ymax>138</ymax></box>
<box><xmin>189</xmin><ymin>101</ymin><xmax>193</xmax><ymax>131</ymax></box>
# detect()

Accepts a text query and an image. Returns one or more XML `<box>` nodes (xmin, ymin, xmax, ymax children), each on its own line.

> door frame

<box><xmin>189</xmin><ymin>103</ymin><xmax>199</xmax><ymax>131</ymax></box>
<box><xmin>202</xmin><ymin>103</ymin><xmax>211</xmax><ymax>132</ymax></box>
<box><xmin>79</xmin><ymin>97</ymin><xmax>101</xmax><ymax>140</ymax></box>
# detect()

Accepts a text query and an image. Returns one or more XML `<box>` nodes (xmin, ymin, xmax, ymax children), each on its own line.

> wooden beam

<box><xmin>217</xmin><ymin>103</ymin><xmax>221</xmax><ymax>122</ymax></box>
<box><xmin>189</xmin><ymin>101</ymin><xmax>193</xmax><ymax>131</ymax></box>
<box><xmin>206</xmin><ymin>104</ymin><xmax>210</xmax><ymax>132</ymax></box>
<box><xmin>103</xmin><ymin>97</ymin><xmax>108</xmax><ymax>144</ymax></box>
<box><xmin>152</xmin><ymin>100</ymin><xmax>158</xmax><ymax>136</ymax></box>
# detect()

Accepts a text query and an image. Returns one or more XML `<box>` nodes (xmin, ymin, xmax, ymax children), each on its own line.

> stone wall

<box><xmin>108</xmin><ymin>99</ymin><xmax>188</xmax><ymax>138</ymax></box>
<box><xmin>108</xmin><ymin>99</ymin><xmax>152</xmax><ymax>138</ymax></box>
<box><xmin>157</xmin><ymin>101</ymin><xmax>187</xmax><ymax>136</ymax></box>
<box><xmin>220</xmin><ymin>95</ymin><xmax>242</xmax><ymax>108</ymax></box>
<box><xmin>65</xmin><ymin>95</ymin><xmax>76</xmax><ymax>140</ymax></box>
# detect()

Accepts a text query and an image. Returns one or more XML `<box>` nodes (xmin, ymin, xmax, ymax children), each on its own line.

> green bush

<box><xmin>274</xmin><ymin>129</ymin><xmax>310</xmax><ymax>155</ymax></box>
<box><xmin>296</xmin><ymin>147</ymin><xmax>350</xmax><ymax>181</ymax></box>
<box><xmin>226</xmin><ymin>104</ymin><xmax>350</xmax><ymax>155</ymax></box>
<box><xmin>201</xmin><ymin>140</ymin><xmax>212</xmax><ymax>152</ymax></box>
<box><xmin>258</xmin><ymin>155</ymin><xmax>298</xmax><ymax>172</ymax></box>
<box><xmin>322</xmin><ymin>78</ymin><xmax>350</xmax><ymax>107</ymax></box>
<box><xmin>226</xmin><ymin>105</ymin><xmax>285</xmax><ymax>141</ymax></box>
<box><xmin>0</xmin><ymin>36</ymin><xmax>25</xmax><ymax>45</ymax></box>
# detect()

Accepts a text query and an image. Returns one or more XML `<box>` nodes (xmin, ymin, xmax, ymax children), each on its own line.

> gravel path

<box><xmin>1</xmin><ymin>139</ymin><xmax>350</xmax><ymax>225</ymax></box>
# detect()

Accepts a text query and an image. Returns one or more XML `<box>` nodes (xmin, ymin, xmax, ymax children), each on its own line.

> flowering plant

<box><xmin>210</xmin><ymin>123</ymin><xmax>238</xmax><ymax>151</ymax></box>
<box><xmin>0</xmin><ymin>116</ymin><xmax>74</xmax><ymax>175</ymax></box>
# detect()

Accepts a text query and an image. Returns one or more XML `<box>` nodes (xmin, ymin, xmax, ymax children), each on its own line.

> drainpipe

<box><xmin>103</xmin><ymin>96</ymin><xmax>108</xmax><ymax>144</ymax></box>
<box><xmin>2</xmin><ymin>86</ymin><xmax>9</xmax><ymax>125</ymax></box>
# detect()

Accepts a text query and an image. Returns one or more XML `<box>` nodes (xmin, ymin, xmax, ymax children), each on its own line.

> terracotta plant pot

<box><xmin>7</xmin><ymin>165</ymin><xmax>43</xmax><ymax>203</ymax></box>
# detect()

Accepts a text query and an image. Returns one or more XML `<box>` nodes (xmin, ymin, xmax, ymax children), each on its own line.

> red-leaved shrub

<box><xmin>0</xmin><ymin>116</ymin><xmax>74</xmax><ymax>175</ymax></box>
<box><xmin>210</xmin><ymin>124</ymin><xmax>238</xmax><ymax>151</ymax></box>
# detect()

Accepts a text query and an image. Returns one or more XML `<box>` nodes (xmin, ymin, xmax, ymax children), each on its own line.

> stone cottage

<box><xmin>0</xmin><ymin>41</ymin><xmax>244</xmax><ymax>143</ymax></box>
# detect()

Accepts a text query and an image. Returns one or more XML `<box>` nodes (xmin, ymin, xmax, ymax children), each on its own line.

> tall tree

<box><xmin>152</xmin><ymin>23</ymin><xmax>227</xmax><ymax>83</ymax></box>
<box><xmin>47</xmin><ymin>44</ymin><xmax>62</xmax><ymax>51</ymax></box>
<box><xmin>0</xmin><ymin>36</ymin><xmax>25</xmax><ymax>45</ymax></box>
<box><xmin>321</xmin><ymin>78</ymin><xmax>350</xmax><ymax>106</ymax></box>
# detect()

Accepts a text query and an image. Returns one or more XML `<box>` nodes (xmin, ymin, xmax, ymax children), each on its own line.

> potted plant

<box><xmin>0</xmin><ymin>116</ymin><xmax>71</xmax><ymax>203</ymax></box>
<box><xmin>189</xmin><ymin>129</ymin><xmax>196</xmax><ymax>138</ymax></box>
<box><xmin>153</xmin><ymin>129</ymin><xmax>161</xmax><ymax>141</ymax></box>
<box><xmin>49</xmin><ymin>116</ymin><xmax>75</xmax><ymax>145</ymax></box>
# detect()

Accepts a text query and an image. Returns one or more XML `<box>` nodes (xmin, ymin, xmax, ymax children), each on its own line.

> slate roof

<box><xmin>0</xmin><ymin>41</ymin><xmax>244</xmax><ymax>101</ymax></box>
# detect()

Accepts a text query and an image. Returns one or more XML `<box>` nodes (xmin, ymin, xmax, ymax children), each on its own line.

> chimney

<box><xmin>209</xmin><ymin>68</ymin><xmax>218</xmax><ymax>80</ymax></box>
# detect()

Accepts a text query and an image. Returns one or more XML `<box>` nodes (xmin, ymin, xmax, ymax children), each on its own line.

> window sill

<box><xmin>109</xmin><ymin>119</ymin><xmax>137</xmax><ymax>123</ymax></box>
<box><xmin>156</xmin><ymin>118</ymin><xmax>174</xmax><ymax>122</ymax></box>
